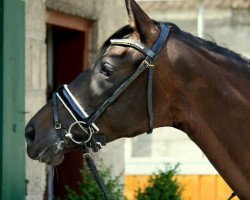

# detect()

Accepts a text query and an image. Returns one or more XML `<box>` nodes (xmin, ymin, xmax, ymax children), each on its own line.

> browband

<box><xmin>110</xmin><ymin>39</ymin><xmax>157</xmax><ymax>59</ymax></box>
<box><xmin>110</xmin><ymin>23</ymin><xmax>170</xmax><ymax>60</ymax></box>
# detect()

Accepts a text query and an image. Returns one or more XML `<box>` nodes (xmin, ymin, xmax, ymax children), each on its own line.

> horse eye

<box><xmin>101</xmin><ymin>63</ymin><xmax>114</xmax><ymax>77</ymax></box>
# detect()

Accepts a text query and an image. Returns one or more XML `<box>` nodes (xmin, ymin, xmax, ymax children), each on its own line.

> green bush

<box><xmin>65</xmin><ymin>162</ymin><xmax>126</xmax><ymax>200</ymax></box>
<box><xmin>134</xmin><ymin>164</ymin><xmax>183</xmax><ymax>200</ymax></box>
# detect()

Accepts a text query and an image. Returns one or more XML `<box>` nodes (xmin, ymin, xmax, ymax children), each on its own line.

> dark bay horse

<box><xmin>25</xmin><ymin>0</ymin><xmax>250</xmax><ymax>199</ymax></box>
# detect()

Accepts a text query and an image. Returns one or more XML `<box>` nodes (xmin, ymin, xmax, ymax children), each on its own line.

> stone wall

<box><xmin>25</xmin><ymin>0</ymin><xmax>127</xmax><ymax>199</ymax></box>
<box><xmin>25</xmin><ymin>0</ymin><xmax>47</xmax><ymax>199</ymax></box>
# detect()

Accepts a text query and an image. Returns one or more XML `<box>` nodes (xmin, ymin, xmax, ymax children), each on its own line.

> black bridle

<box><xmin>52</xmin><ymin>23</ymin><xmax>170</xmax><ymax>200</ymax></box>
<box><xmin>53</xmin><ymin>23</ymin><xmax>170</xmax><ymax>146</ymax></box>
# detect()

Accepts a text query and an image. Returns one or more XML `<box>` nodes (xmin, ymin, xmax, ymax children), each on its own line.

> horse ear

<box><xmin>125</xmin><ymin>0</ymin><xmax>156</xmax><ymax>41</ymax></box>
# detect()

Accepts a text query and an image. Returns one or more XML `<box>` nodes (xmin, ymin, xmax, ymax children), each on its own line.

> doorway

<box><xmin>46</xmin><ymin>11</ymin><xmax>92</xmax><ymax>200</ymax></box>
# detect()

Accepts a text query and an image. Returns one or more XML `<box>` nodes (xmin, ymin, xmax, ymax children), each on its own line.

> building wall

<box><xmin>25</xmin><ymin>0</ymin><xmax>127</xmax><ymax>199</ymax></box>
<box><xmin>25</xmin><ymin>1</ymin><xmax>47</xmax><ymax>199</ymax></box>
<box><xmin>139</xmin><ymin>2</ymin><xmax>250</xmax><ymax>56</ymax></box>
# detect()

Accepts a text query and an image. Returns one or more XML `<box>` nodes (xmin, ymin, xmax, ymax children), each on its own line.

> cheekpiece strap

<box><xmin>147</xmin><ymin>24</ymin><xmax>170</xmax><ymax>134</ymax></box>
<box><xmin>52</xmin><ymin>92</ymin><xmax>61</xmax><ymax>130</ymax></box>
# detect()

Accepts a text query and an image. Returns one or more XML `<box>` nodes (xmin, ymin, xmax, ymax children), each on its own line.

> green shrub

<box><xmin>134</xmin><ymin>164</ymin><xmax>183</xmax><ymax>200</ymax></box>
<box><xmin>65</xmin><ymin>162</ymin><xmax>126</xmax><ymax>200</ymax></box>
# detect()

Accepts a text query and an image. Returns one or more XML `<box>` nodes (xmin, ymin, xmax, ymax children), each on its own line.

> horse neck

<box><xmin>161</xmin><ymin>36</ymin><xmax>250</xmax><ymax>199</ymax></box>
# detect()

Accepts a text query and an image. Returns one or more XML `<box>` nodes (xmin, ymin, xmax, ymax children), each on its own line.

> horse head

<box><xmin>25</xmin><ymin>0</ymin><xmax>175</xmax><ymax>166</ymax></box>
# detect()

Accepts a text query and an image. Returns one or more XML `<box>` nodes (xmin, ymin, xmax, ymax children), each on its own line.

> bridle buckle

<box><xmin>54</xmin><ymin>122</ymin><xmax>62</xmax><ymax>130</ymax></box>
<box><xmin>148</xmin><ymin>64</ymin><xmax>154</xmax><ymax>69</ymax></box>
<box><xmin>142</xmin><ymin>60</ymin><xmax>154</xmax><ymax>69</ymax></box>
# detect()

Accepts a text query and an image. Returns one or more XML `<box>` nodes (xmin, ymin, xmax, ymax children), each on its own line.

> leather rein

<box><xmin>52</xmin><ymin>23</ymin><xmax>170</xmax><ymax>200</ymax></box>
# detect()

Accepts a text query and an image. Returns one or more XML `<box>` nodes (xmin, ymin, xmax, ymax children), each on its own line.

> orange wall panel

<box><xmin>125</xmin><ymin>175</ymin><xmax>239</xmax><ymax>200</ymax></box>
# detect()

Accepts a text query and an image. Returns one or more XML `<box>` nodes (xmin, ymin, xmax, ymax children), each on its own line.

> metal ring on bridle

<box><xmin>66</xmin><ymin>121</ymin><xmax>93</xmax><ymax>144</ymax></box>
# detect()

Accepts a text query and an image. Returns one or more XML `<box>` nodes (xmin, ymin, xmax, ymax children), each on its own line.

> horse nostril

<box><xmin>25</xmin><ymin>125</ymin><xmax>36</xmax><ymax>144</ymax></box>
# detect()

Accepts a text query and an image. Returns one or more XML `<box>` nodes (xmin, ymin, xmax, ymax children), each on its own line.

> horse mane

<box><xmin>164</xmin><ymin>21</ymin><xmax>250</xmax><ymax>77</ymax></box>
<box><xmin>181</xmin><ymin>30</ymin><xmax>250</xmax><ymax>65</ymax></box>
